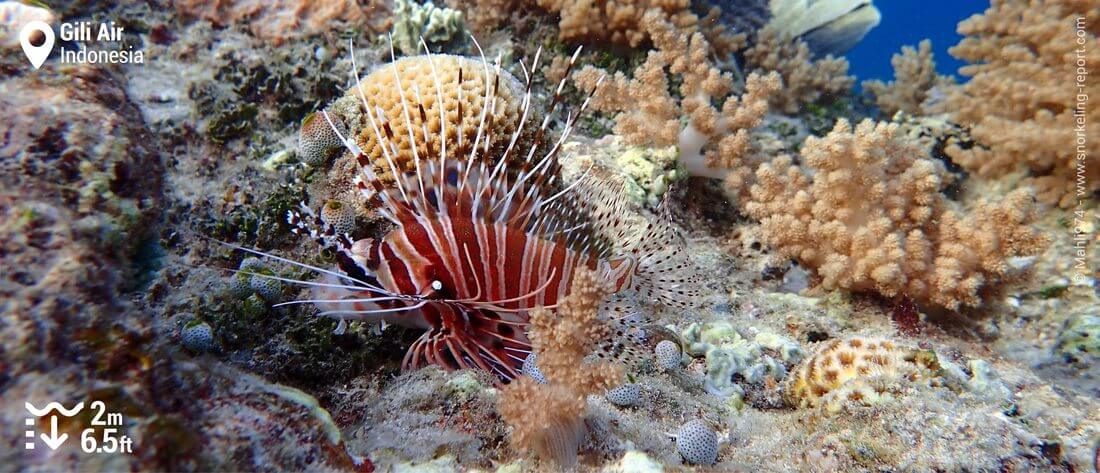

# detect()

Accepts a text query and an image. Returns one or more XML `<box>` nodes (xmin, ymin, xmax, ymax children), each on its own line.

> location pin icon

<box><xmin>20</xmin><ymin>20</ymin><xmax>55</xmax><ymax>70</ymax></box>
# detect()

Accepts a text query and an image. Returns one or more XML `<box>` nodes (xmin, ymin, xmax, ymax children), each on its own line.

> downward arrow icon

<box><xmin>40</xmin><ymin>416</ymin><xmax>67</xmax><ymax>450</ymax></box>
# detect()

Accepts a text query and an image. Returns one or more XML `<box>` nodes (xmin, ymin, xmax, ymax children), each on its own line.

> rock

<box><xmin>1055</xmin><ymin>313</ymin><xmax>1100</xmax><ymax>364</ymax></box>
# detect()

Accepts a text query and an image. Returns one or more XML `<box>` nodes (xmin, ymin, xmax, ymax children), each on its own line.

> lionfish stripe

<box><xmin>378</xmin><ymin>239</ymin><xmax>419</xmax><ymax>295</ymax></box>
<box><xmin>421</xmin><ymin>216</ymin><xmax>468</xmax><ymax>296</ymax></box>
<box><xmin>532</xmin><ymin>239</ymin><xmax>555</xmax><ymax>306</ymax></box>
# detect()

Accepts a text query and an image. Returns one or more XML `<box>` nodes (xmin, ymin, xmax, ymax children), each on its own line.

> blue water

<box><xmin>846</xmin><ymin>0</ymin><xmax>989</xmax><ymax>82</ymax></box>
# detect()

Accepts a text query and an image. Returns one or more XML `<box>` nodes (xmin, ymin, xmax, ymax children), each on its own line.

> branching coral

<box><xmin>532</xmin><ymin>0</ymin><xmax>698</xmax><ymax>47</ymax></box>
<box><xmin>498</xmin><ymin>269</ymin><xmax>621</xmax><ymax>467</ymax></box>
<box><xmin>744</xmin><ymin>25</ymin><xmax>854</xmax><ymax>114</ymax></box>
<box><xmin>938</xmin><ymin>0</ymin><xmax>1100</xmax><ymax>207</ymax></box>
<box><xmin>574</xmin><ymin>11</ymin><xmax>781</xmax><ymax>195</ymax></box>
<box><xmin>746</xmin><ymin>119</ymin><xmax>1049</xmax><ymax>310</ymax></box>
<box><xmin>863</xmin><ymin>40</ymin><xmax>954</xmax><ymax>117</ymax></box>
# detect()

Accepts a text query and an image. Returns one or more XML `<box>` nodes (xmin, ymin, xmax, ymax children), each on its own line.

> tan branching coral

<box><xmin>746</xmin><ymin>119</ymin><xmax>1049</xmax><ymax>310</ymax></box>
<box><xmin>498</xmin><ymin>269</ymin><xmax>621</xmax><ymax>467</ymax></box>
<box><xmin>744</xmin><ymin>25</ymin><xmax>854</xmax><ymax>114</ymax></box>
<box><xmin>574</xmin><ymin>11</ymin><xmax>781</xmax><ymax>194</ymax></box>
<box><xmin>863</xmin><ymin>40</ymin><xmax>954</xmax><ymax>116</ymax></box>
<box><xmin>174</xmin><ymin>0</ymin><xmax>390</xmax><ymax>44</ymax></box>
<box><xmin>938</xmin><ymin>0</ymin><xmax>1100</xmax><ymax>207</ymax></box>
<box><xmin>532</xmin><ymin>0</ymin><xmax>698</xmax><ymax>47</ymax></box>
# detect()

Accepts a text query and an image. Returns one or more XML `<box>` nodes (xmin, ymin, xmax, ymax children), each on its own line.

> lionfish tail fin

<box><xmin>627</xmin><ymin>199</ymin><xmax>701</xmax><ymax>309</ymax></box>
<box><xmin>593</xmin><ymin>293</ymin><xmax>650</xmax><ymax>369</ymax></box>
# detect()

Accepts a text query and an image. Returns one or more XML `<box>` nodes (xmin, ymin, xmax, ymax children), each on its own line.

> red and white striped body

<box><xmin>283</xmin><ymin>40</ymin><xmax>696</xmax><ymax>382</ymax></box>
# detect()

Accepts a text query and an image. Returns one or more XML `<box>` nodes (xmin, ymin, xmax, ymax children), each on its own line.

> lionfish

<box><xmin>231</xmin><ymin>38</ymin><xmax>698</xmax><ymax>381</ymax></box>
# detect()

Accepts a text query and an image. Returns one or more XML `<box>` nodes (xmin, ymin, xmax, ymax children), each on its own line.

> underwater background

<box><xmin>847</xmin><ymin>0</ymin><xmax>986</xmax><ymax>81</ymax></box>
<box><xmin>0</xmin><ymin>0</ymin><xmax>1097</xmax><ymax>471</ymax></box>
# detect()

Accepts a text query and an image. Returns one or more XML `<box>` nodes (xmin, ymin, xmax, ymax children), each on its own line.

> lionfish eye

<box><xmin>431</xmin><ymin>280</ymin><xmax>443</xmax><ymax>291</ymax></box>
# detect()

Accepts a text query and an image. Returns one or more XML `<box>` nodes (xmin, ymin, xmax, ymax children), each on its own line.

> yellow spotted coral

<box><xmin>785</xmin><ymin>337</ymin><xmax>938</xmax><ymax>411</ymax></box>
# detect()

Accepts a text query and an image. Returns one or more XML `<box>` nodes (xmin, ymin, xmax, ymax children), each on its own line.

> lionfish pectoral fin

<box><xmin>564</xmin><ymin>174</ymin><xmax>700</xmax><ymax>310</ymax></box>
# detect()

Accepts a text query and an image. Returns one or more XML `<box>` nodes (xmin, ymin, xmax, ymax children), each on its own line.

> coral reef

<box><xmin>746</xmin><ymin>119</ymin><xmax>1049</xmax><ymax>309</ymax></box>
<box><xmin>174</xmin><ymin>0</ymin><xmax>391</xmax><ymax>45</ymax></box>
<box><xmin>444</xmin><ymin>0</ymin><xmax>516</xmax><ymax>36</ymax></box>
<box><xmin>498</xmin><ymin>269</ymin><xmax>622</xmax><ymax>467</ymax></box>
<box><xmin>862</xmin><ymin>40</ymin><xmax>954</xmax><ymax>117</ymax></box>
<box><xmin>575</xmin><ymin>11</ymin><xmax>781</xmax><ymax>195</ymax></box>
<box><xmin>391</xmin><ymin>0</ymin><xmax>466</xmax><ymax>55</ymax></box>
<box><xmin>531</xmin><ymin>0</ymin><xmax>698</xmax><ymax>47</ymax></box>
<box><xmin>0</xmin><ymin>65</ymin><xmax>164</xmax><ymax>388</ymax></box>
<box><xmin>4</xmin><ymin>1</ymin><xmax>1098</xmax><ymax>471</ymax></box>
<box><xmin>937</xmin><ymin>0</ymin><xmax>1100</xmax><ymax>207</ymax></box>
<box><xmin>767</xmin><ymin>0</ymin><xmax>881</xmax><ymax>56</ymax></box>
<box><xmin>743</xmin><ymin>25</ymin><xmax>855</xmax><ymax>114</ymax></box>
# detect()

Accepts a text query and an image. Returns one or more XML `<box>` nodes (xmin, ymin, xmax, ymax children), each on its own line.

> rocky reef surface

<box><xmin>1</xmin><ymin>0</ymin><xmax>1097</xmax><ymax>471</ymax></box>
